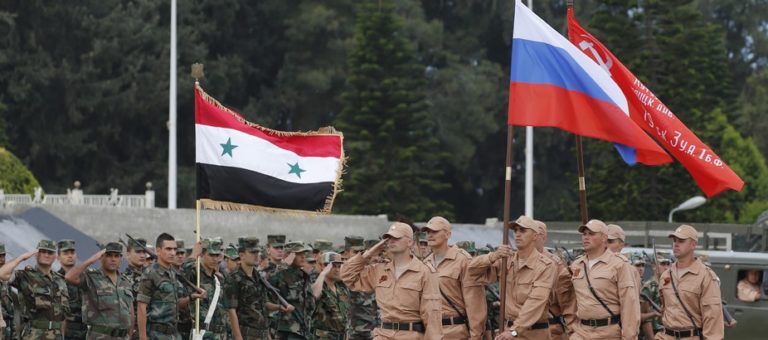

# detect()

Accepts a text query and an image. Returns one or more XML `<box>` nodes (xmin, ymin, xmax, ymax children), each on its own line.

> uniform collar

<box><xmin>674</xmin><ymin>258</ymin><xmax>703</xmax><ymax>277</ymax></box>
<box><xmin>515</xmin><ymin>247</ymin><xmax>541</xmax><ymax>269</ymax></box>
<box><xmin>385</xmin><ymin>256</ymin><xmax>422</xmax><ymax>274</ymax></box>
<box><xmin>424</xmin><ymin>246</ymin><xmax>458</xmax><ymax>267</ymax></box>
<box><xmin>590</xmin><ymin>248</ymin><xmax>613</xmax><ymax>265</ymax></box>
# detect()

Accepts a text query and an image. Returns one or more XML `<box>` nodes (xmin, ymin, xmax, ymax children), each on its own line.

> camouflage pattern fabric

<box><xmin>77</xmin><ymin>268</ymin><xmax>133</xmax><ymax>340</ymax></box>
<box><xmin>136</xmin><ymin>263</ymin><xmax>181</xmax><ymax>339</ymax></box>
<box><xmin>344</xmin><ymin>290</ymin><xmax>378</xmax><ymax>340</ymax></box>
<box><xmin>485</xmin><ymin>282</ymin><xmax>500</xmax><ymax>335</ymax></box>
<box><xmin>121</xmin><ymin>264</ymin><xmax>144</xmax><ymax>340</ymax></box>
<box><xmin>10</xmin><ymin>266</ymin><xmax>70</xmax><ymax>340</ymax></box>
<box><xmin>269</xmin><ymin>266</ymin><xmax>314</xmax><ymax>338</ymax></box>
<box><xmin>1</xmin><ymin>280</ymin><xmax>16</xmax><ymax>340</ymax></box>
<box><xmin>224</xmin><ymin>266</ymin><xmax>271</xmax><ymax>338</ymax></box>
<box><xmin>312</xmin><ymin>281</ymin><xmax>350</xmax><ymax>339</ymax></box>
<box><xmin>181</xmin><ymin>260</ymin><xmax>229</xmax><ymax>340</ymax></box>
<box><xmin>58</xmin><ymin>267</ymin><xmax>86</xmax><ymax>340</ymax></box>
<box><xmin>641</xmin><ymin>278</ymin><xmax>663</xmax><ymax>334</ymax></box>
<box><xmin>175</xmin><ymin>279</ymin><xmax>191</xmax><ymax>340</ymax></box>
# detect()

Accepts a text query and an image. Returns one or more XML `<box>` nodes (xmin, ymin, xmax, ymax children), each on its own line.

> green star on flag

<box><xmin>220</xmin><ymin>137</ymin><xmax>238</xmax><ymax>157</ymax></box>
<box><xmin>287</xmin><ymin>162</ymin><xmax>306</xmax><ymax>178</ymax></box>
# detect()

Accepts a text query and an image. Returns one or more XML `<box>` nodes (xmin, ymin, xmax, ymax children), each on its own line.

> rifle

<box><xmin>123</xmin><ymin>234</ymin><xmax>203</xmax><ymax>295</ymax></box>
<box><xmin>640</xmin><ymin>293</ymin><xmax>662</xmax><ymax>313</ymax></box>
<box><xmin>722</xmin><ymin>301</ymin><xmax>736</xmax><ymax>326</ymax></box>
<box><xmin>255</xmin><ymin>269</ymin><xmax>310</xmax><ymax>336</ymax></box>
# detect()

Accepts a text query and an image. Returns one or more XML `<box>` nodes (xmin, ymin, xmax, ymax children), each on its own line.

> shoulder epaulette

<box><xmin>456</xmin><ymin>248</ymin><xmax>472</xmax><ymax>259</ymax></box>
<box><xmin>539</xmin><ymin>252</ymin><xmax>554</xmax><ymax>265</ymax></box>
<box><xmin>614</xmin><ymin>253</ymin><xmax>629</xmax><ymax>262</ymax></box>
<box><xmin>87</xmin><ymin>267</ymin><xmax>98</xmax><ymax>273</ymax></box>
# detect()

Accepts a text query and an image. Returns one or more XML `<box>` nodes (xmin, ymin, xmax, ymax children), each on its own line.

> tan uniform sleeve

<box><xmin>512</xmin><ymin>258</ymin><xmax>555</xmax><ymax>331</ymax></box>
<box><xmin>737</xmin><ymin>280</ymin><xmax>761</xmax><ymax>302</ymax></box>
<box><xmin>617</xmin><ymin>261</ymin><xmax>640</xmax><ymax>340</ymax></box>
<box><xmin>340</xmin><ymin>253</ymin><xmax>376</xmax><ymax>293</ymax></box>
<box><xmin>421</xmin><ymin>268</ymin><xmax>443</xmax><ymax>339</ymax></box>
<box><xmin>701</xmin><ymin>270</ymin><xmax>725</xmax><ymax>340</ymax></box>
<box><xmin>461</xmin><ymin>261</ymin><xmax>488</xmax><ymax>340</ymax></box>
<box><xmin>556</xmin><ymin>263</ymin><xmax>578</xmax><ymax>334</ymax></box>
<box><xmin>466</xmin><ymin>254</ymin><xmax>499</xmax><ymax>284</ymax></box>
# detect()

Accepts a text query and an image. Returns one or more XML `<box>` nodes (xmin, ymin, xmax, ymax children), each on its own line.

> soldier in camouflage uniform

<box><xmin>344</xmin><ymin>240</ymin><xmax>380</xmax><ymax>340</ymax></box>
<box><xmin>0</xmin><ymin>243</ymin><xmax>18</xmax><ymax>340</ymax></box>
<box><xmin>640</xmin><ymin>255</ymin><xmax>669</xmax><ymax>339</ymax></box>
<box><xmin>122</xmin><ymin>238</ymin><xmax>147</xmax><ymax>340</ymax></box>
<box><xmin>136</xmin><ymin>233</ymin><xmax>205</xmax><ymax>340</ymax></box>
<box><xmin>340</xmin><ymin>236</ymin><xmax>363</xmax><ymax>262</ymax></box>
<box><xmin>222</xmin><ymin>246</ymin><xmax>240</xmax><ymax>279</ymax></box>
<box><xmin>0</xmin><ymin>240</ymin><xmax>70</xmax><ymax>340</ymax></box>
<box><xmin>182</xmin><ymin>239</ymin><xmax>228</xmax><ymax>340</ymax></box>
<box><xmin>226</xmin><ymin>237</ymin><xmax>289</xmax><ymax>340</ymax></box>
<box><xmin>173</xmin><ymin>240</ymin><xmax>191</xmax><ymax>340</ymax></box>
<box><xmin>455</xmin><ymin>240</ymin><xmax>477</xmax><ymax>256</ymax></box>
<box><xmin>64</xmin><ymin>242</ymin><xmax>134</xmax><ymax>340</ymax></box>
<box><xmin>310</xmin><ymin>252</ymin><xmax>349</xmax><ymax>340</ymax></box>
<box><xmin>263</xmin><ymin>235</ymin><xmax>286</xmax><ymax>279</ymax></box>
<box><xmin>269</xmin><ymin>242</ymin><xmax>315</xmax><ymax>340</ymax></box>
<box><xmin>57</xmin><ymin>240</ymin><xmax>87</xmax><ymax>340</ymax></box>
<box><xmin>415</xmin><ymin>232</ymin><xmax>430</xmax><ymax>259</ymax></box>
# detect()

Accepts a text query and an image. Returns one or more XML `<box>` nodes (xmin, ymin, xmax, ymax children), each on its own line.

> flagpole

<box><xmin>195</xmin><ymin>199</ymin><xmax>201</xmax><ymax>335</ymax></box>
<box><xmin>498</xmin><ymin>125</ymin><xmax>514</xmax><ymax>334</ymax></box>
<box><xmin>168</xmin><ymin>0</ymin><xmax>178</xmax><ymax>209</ymax></box>
<box><xmin>524</xmin><ymin>0</ymin><xmax>534</xmax><ymax>219</ymax></box>
<box><xmin>568</xmin><ymin>0</ymin><xmax>589</xmax><ymax>224</ymax></box>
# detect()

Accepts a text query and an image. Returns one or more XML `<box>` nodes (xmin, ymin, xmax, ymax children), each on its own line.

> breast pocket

<box><xmin>96</xmin><ymin>287</ymin><xmax>116</xmax><ymax>310</ymax></box>
<box><xmin>375</xmin><ymin>277</ymin><xmax>393</xmax><ymax>301</ymax></box>
<box><xmin>515</xmin><ymin>277</ymin><xmax>534</xmax><ymax>304</ymax></box>
<box><xmin>589</xmin><ymin>272</ymin><xmax>617</xmax><ymax>304</ymax></box>
<box><xmin>32</xmin><ymin>287</ymin><xmax>53</xmax><ymax>311</ymax></box>
<box><xmin>398</xmin><ymin>281</ymin><xmax>423</xmax><ymax>307</ymax></box>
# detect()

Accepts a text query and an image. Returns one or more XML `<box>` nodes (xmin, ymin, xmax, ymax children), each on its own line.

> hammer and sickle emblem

<box><xmin>578</xmin><ymin>35</ymin><xmax>613</xmax><ymax>74</ymax></box>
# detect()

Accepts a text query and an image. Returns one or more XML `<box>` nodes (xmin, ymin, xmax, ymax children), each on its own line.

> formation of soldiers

<box><xmin>0</xmin><ymin>216</ymin><xmax>730</xmax><ymax>340</ymax></box>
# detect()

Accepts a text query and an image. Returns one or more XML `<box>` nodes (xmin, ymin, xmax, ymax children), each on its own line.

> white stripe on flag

<box><xmin>196</xmin><ymin>124</ymin><xmax>340</xmax><ymax>184</ymax></box>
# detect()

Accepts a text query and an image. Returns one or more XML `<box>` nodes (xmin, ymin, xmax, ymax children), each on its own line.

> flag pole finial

<box><xmin>567</xmin><ymin>0</ymin><xmax>573</xmax><ymax>7</ymax></box>
<box><xmin>191</xmin><ymin>63</ymin><xmax>204</xmax><ymax>84</ymax></box>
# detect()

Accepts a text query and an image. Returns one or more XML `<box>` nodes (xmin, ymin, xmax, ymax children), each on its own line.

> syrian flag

<box><xmin>195</xmin><ymin>85</ymin><xmax>344</xmax><ymax>213</ymax></box>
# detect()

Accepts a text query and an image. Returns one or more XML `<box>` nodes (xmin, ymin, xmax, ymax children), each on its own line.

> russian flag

<box><xmin>508</xmin><ymin>0</ymin><xmax>671</xmax><ymax>166</ymax></box>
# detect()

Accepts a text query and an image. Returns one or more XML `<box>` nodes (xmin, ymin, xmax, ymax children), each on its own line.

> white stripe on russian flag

<box><xmin>195</xmin><ymin>124</ymin><xmax>341</xmax><ymax>184</ymax></box>
<box><xmin>513</xmin><ymin>0</ymin><xmax>628</xmax><ymax>116</ymax></box>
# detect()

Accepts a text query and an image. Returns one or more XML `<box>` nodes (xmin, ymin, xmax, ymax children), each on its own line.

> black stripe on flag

<box><xmin>196</xmin><ymin>163</ymin><xmax>334</xmax><ymax>211</ymax></box>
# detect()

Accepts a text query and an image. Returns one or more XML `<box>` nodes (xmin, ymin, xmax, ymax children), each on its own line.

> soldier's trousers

<box><xmin>372</xmin><ymin>328</ymin><xmax>423</xmax><ymax>340</ymax></box>
<box><xmin>570</xmin><ymin>323</ymin><xmax>621</xmax><ymax>340</ymax></box>
<box><xmin>20</xmin><ymin>327</ymin><xmax>63</xmax><ymax>340</ymax></box>
<box><xmin>548</xmin><ymin>323</ymin><xmax>570</xmax><ymax>340</ymax></box>
<box><xmin>441</xmin><ymin>324</ymin><xmax>469</xmax><ymax>339</ymax></box>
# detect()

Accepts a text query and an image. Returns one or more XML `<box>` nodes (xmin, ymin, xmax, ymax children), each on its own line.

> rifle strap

<box><xmin>669</xmin><ymin>273</ymin><xmax>704</xmax><ymax>340</ymax></box>
<box><xmin>439</xmin><ymin>287</ymin><xmax>470</xmax><ymax>333</ymax></box>
<box><xmin>582</xmin><ymin>261</ymin><xmax>621</xmax><ymax>328</ymax></box>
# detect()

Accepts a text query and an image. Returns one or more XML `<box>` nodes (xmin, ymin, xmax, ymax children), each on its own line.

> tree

<box><xmin>335</xmin><ymin>1</ymin><xmax>452</xmax><ymax>220</ymax></box>
<box><xmin>0</xmin><ymin>147</ymin><xmax>40</xmax><ymax>194</ymax></box>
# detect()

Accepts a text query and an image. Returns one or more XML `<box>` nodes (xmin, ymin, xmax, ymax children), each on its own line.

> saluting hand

<box><xmin>86</xmin><ymin>249</ymin><xmax>107</xmax><ymax>264</ymax></box>
<box><xmin>363</xmin><ymin>239</ymin><xmax>387</xmax><ymax>259</ymax></box>
<box><xmin>19</xmin><ymin>249</ymin><xmax>38</xmax><ymax>261</ymax></box>
<box><xmin>282</xmin><ymin>252</ymin><xmax>296</xmax><ymax>266</ymax></box>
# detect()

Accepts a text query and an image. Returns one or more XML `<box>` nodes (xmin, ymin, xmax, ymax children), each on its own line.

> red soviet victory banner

<box><xmin>567</xmin><ymin>8</ymin><xmax>744</xmax><ymax>197</ymax></box>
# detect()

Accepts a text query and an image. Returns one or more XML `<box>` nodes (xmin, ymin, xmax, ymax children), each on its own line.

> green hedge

<box><xmin>0</xmin><ymin>147</ymin><xmax>40</xmax><ymax>194</ymax></box>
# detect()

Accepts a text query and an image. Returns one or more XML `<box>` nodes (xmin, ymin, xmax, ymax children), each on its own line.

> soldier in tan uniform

<box><xmin>656</xmin><ymin>225</ymin><xmax>724</xmax><ymax>340</ymax></box>
<box><xmin>467</xmin><ymin>215</ymin><xmax>556</xmax><ymax>340</ymax></box>
<box><xmin>422</xmin><ymin>216</ymin><xmax>487</xmax><ymax>340</ymax></box>
<box><xmin>606</xmin><ymin>224</ymin><xmax>642</xmax><ymax>290</ymax></box>
<box><xmin>570</xmin><ymin>219</ymin><xmax>640</xmax><ymax>340</ymax></box>
<box><xmin>737</xmin><ymin>270</ymin><xmax>762</xmax><ymax>302</ymax></box>
<box><xmin>533</xmin><ymin>220</ymin><xmax>576</xmax><ymax>340</ymax></box>
<box><xmin>340</xmin><ymin>222</ymin><xmax>442</xmax><ymax>340</ymax></box>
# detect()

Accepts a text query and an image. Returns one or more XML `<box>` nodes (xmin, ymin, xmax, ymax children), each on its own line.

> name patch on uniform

<box><xmin>573</xmin><ymin>267</ymin><xmax>581</xmax><ymax>278</ymax></box>
<box><xmin>379</xmin><ymin>275</ymin><xmax>388</xmax><ymax>283</ymax></box>
<box><xmin>663</xmin><ymin>277</ymin><xmax>670</xmax><ymax>286</ymax></box>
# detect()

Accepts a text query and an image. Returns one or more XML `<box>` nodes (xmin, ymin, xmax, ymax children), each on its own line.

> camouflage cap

<box><xmin>104</xmin><ymin>242</ymin><xmax>123</xmax><ymax>254</ymax></box>
<box><xmin>657</xmin><ymin>252</ymin><xmax>673</xmax><ymax>264</ymax></box>
<box><xmin>238</xmin><ymin>237</ymin><xmax>260</xmax><ymax>252</ymax></box>
<box><xmin>57</xmin><ymin>239</ymin><xmax>76</xmax><ymax>251</ymax></box>
<box><xmin>313</xmin><ymin>240</ymin><xmax>334</xmax><ymax>253</ymax></box>
<box><xmin>224</xmin><ymin>246</ymin><xmax>240</xmax><ymax>259</ymax></box>
<box><xmin>415</xmin><ymin>232</ymin><xmax>428</xmax><ymax>243</ymax></box>
<box><xmin>306</xmin><ymin>253</ymin><xmax>317</xmax><ymax>263</ymax></box>
<box><xmin>630</xmin><ymin>252</ymin><xmax>645</xmax><ymax>265</ymax></box>
<box><xmin>455</xmin><ymin>241</ymin><xmax>476</xmax><ymax>254</ymax></box>
<box><xmin>175</xmin><ymin>239</ymin><xmax>186</xmax><ymax>252</ymax></box>
<box><xmin>0</xmin><ymin>242</ymin><xmax>6</xmax><ymax>254</ymax></box>
<box><xmin>477</xmin><ymin>246</ymin><xmax>491</xmax><ymax>255</ymax></box>
<box><xmin>37</xmin><ymin>240</ymin><xmax>57</xmax><ymax>252</ymax></box>
<box><xmin>267</xmin><ymin>234</ymin><xmax>286</xmax><ymax>247</ymax></box>
<box><xmin>284</xmin><ymin>241</ymin><xmax>311</xmax><ymax>253</ymax></box>
<box><xmin>364</xmin><ymin>239</ymin><xmax>379</xmax><ymax>250</ymax></box>
<box><xmin>201</xmin><ymin>238</ymin><xmax>223</xmax><ymax>255</ymax></box>
<box><xmin>344</xmin><ymin>236</ymin><xmax>365</xmax><ymax>251</ymax></box>
<box><xmin>128</xmin><ymin>237</ymin><xmax>147</xmax><ymax>251</ymax></box>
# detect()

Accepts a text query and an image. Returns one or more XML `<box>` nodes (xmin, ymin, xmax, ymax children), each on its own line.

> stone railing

<box><xmin>0</xmin><ymin>181</ymin><xmax>155</xmax><ymax>208</ymax></box>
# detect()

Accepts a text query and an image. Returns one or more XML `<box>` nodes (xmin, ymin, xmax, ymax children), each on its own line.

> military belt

<box><xmin>240</xmin><ymin>325</ymin><xmax>269</xmax><ymax>337</ymax></box>
<box><xmin>66</xmin><ymin>321</ymin><xmax>88</xmax><ymax>332</ymax></box>
<box><xmin>380</xmin><ymin>321</ymin><xmax>424</xmax><ymax>333</ymax></box>
<box><xmin>441</xmin><ymin>315</ymin><xmax>467</xmax><ymax>326</ymax></box>
<box><xmin>90</xmin><ymin>324</ymin><xmax>130</xmax><ymax>337</ymax></box>
<box><xmin>29</xmin><ymin>320</ymin><xmax>63</xmax><ymax>330</ymax></box>
<box><xmin>580</xmin><ymin>315</ymin><xmax>621</xmax><ymax>327</ymax></box>
<box><xmin>549</xmin><ymin>315</ymin><xmax>564</xmax><ymax>325</ymax></box>
<box><xmin>314</xmin><ymin>329</ymin><xmax>345</xmax><ymax>340</ymax></box>
<box><xmin>664</xmin><ymin>328</ymin><xmax>702</xmax><ymax>338</ymax></box>
<box><xmin>148</xmin><ymin>322</ymin><xmax>178</xmax><ymax>335</ymax></box>
<box><xmin>506</xmin><ymin>320</ymin><xmax>549</xmax><ymax>330</ymax></box>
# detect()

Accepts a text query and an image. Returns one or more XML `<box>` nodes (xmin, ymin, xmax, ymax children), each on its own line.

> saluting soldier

<box><xmin>533</xmin><ymin>220</ymin><xmax>577</xmax><ymax>340</ymax></box>
<box><xmin>423</xmin><ymin>216</ymin><xmax>487</xmax><ymax>340</ymax></box>
<box><xmin>657</xmin><ymin>225</ymin><xmax>724</xmax><ymax>340</ymax></box>
<box><xmin>570</xmin><ymin>220</ymin><xmax>640</xmax><ymax>340</ymax></box>
<box><xmin>345</xmin><ymin>240</ymin><xmax>380</xmax><ymax>340</ymax></box>
<box><xmin>182</xmin><ymin>238</ymin><xmax>229</xmax><ymax>339</ymax></box>
<box><xmin>341</xmin><ymin>236</ymin><xmax>364</xmax><ymax>262</ymax></box>
<box><xmin>0</xmin><ymin>242</ymin><xmax>18</xmax><ymax>340</ymax></box>
<box><xmin>136</xmin><ymin>233</ymin><xmax>205</xmax><ymax>340</ymax></box>
<box><xmin>64</xmin><ymin>242</ymin><xmax>134</xmax><ymax>340</ymax></box>
<box><xmin>269</xmin><ymin>241</ymin><xmax>315</xmax><ymax>340</ymax></box>
<box><xmin>122</xmin><ymin>237</ymin><xmax>147</xmax><ymax>340</ymax></box>
<box><xmin>57</xmin><ymin>240</ymin><xmax>87</xmax><ymax>340</ymax></box>
<box><xmin>467</xmin><ymin>216</ymin><xmax>555</xmax><ymax>340</ymax></box>
<box><xmin>341</xmin><ymin>222</ymin><xmax>442</xmax><ymax>339</ymax></box>
<box><xmin>0</xmin><ymin>240</ymin><xmax>70</xmax><ymax>340</ymax></box>
<box><xmin>311</xmin><ymin>252</ymin><xmax>350</xmax><ymax>340</ymax></box>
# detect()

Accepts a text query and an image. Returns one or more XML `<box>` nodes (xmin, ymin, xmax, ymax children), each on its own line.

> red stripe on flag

<box><xmin>508</xmin><ymin>82</ymin><xmax>672</xmax><ymax>165</ymax></box>
<box><xmin>195</xmin><ymin>90</ymin><xmax>341</xmax><ymax>158</ymax></box>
